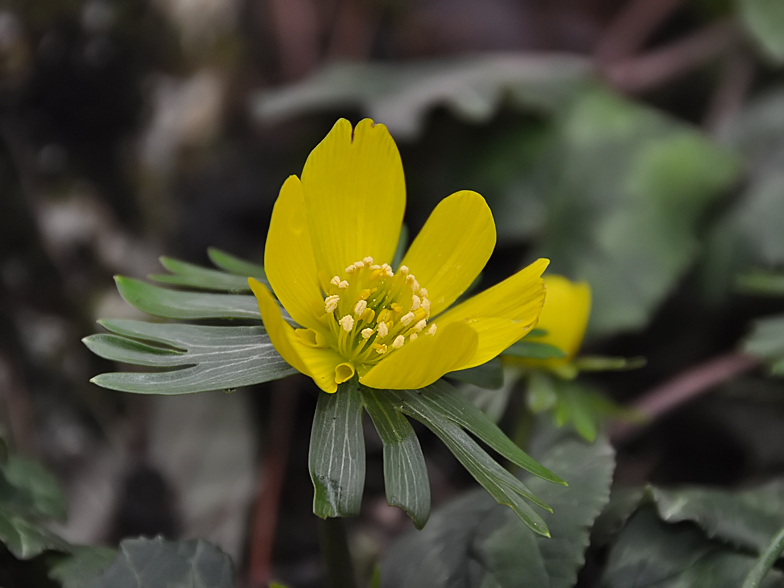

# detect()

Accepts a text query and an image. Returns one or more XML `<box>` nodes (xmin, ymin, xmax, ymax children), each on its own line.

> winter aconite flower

<box><xmin>515</xmin><ymin>275</ymin><xmax>591</xmax><ymax>376</ymax></box>
<box><xmin>249</xmin><ymin>118</ymin><xmax>548</xmax><ymax>393</ymax></box>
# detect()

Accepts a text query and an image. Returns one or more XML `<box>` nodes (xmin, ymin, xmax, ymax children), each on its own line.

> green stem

<box><xmin>319</xmin><ymin>517</ymin><xmax>357</xmax><ymax>588</ymax></box>
<box><xmin>743</xmin><ymin>526</ymin><xmax>784</xmax><ymax>588</ymax></box>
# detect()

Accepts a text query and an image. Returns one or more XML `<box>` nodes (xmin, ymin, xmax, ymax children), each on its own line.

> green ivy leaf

<box><xmin>84</xmin><ymin>320</ymin><xmax>296</xmax><ymax>394</ymax></box>
<box><xmin>48</xmin><ymin>546</ymin><xmax>117</xmax><ymax>588</ymax></box>
<box><xmin>309</xmin><ymin>380</ymin><xmax>366</xmax><ymax>518</ymax></box>
<box><xmin>738</xmin><ymin>0</ymin><xmax>784</xmax><ymax>63</ymax></box>
<box><xmin>380</xmin><ymin>427</ymin><xmax>615</xmax><ymax>587</ymax></box>
<box><xmin>0</xmin><ymin>456</ymin><xmax>67</xmax><ymax>521</ymax></box>
<box><xmin>89</xmin><ymin>537</ymin><xmax>236</xmax><ymax>588</ymax></box>
<box><xmin>601</xmin><ymin>507</ymin><xmax>784</xmax><ymax>588</ymax></box>
<box><xmin>0</xmin><ymin>506</ymin><xmax>71</xmax><ymax>559</ymax></box>
<box><xmin>649</xmin><ymin>480</ymin><xmax>784</xmax><ymax>554</ymax></box>
<box><xmin>362</xmin><ymin>387</ymin><xmax>430</xmax><ymax>529</ymax></box>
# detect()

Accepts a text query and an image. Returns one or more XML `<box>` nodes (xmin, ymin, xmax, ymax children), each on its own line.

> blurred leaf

<box><xmin>253</xmin><ymin>55</ymin><xmax>592</xmax><ymax>139</ymax></box>
<box><xmin>737</xmin><ymin>272</ymin><xmax>784</xmax><ymax>295</ymax></box>
<box><xmin>84</xmin><ymin>320</ymin><xmax>296</xmax><ymax>394</ymax></box>
<box><xmin>207</xmin><ymin>247</ymin><xmax>267</xmax><ymax>279</ymax></box>
<box><xmin>380</xmin><ymin>427</ymin><xmax>614</xmax><ymax>588</ymax></box>
<box><xmin>527</xmin><ymin>370</ymin><xmax>558</xmax><ymax>413</ymax></box>
<box><xmin>744</xmin><ymin>527</ymin><xmax>784</xmax><ymax>588</ymax></box>
<box><xmin>460</xmin><ymin>366</ymin><xmax>517</xmax><ymax>423</ymax></box>
<box><xmin>89</xmin><ymin>537</ymin><xmax>236</xmax><ymax>588</ymax></box>
<box><xmin>447</xmin><ymin>357</ymin><xmax>504</xmax><ymax>389</ymax></box>
<box><xmin>0</xmin><ymin>507</ymin><xmax>71</xmax><ymax>559</ymax></box>
<box><xmin>503</xmin><ymin>340</ymin><xmax>566</xmax><ymax>360</ymax></box>
<box><xmin>573</xmin><ymin>355</ymin><xmax>646</xmax><ymax>371</ymax></box>
<box><xmin>600</xmin><ymin>508</ymin><xmax>784</xmax><ymax>588</ymax></box>
<box><xmin>48</xmin><ymin>546</ymin><xmax>117</xmax><ymax>588</ymax></box>
<box><xmin>362</xmin><ymin>387</ymin><xmax>430</xmax><ymax>529</ymax></box>
<box><xmin>115</xmin><ymin>277</ymin><xmax>261</xmax><ymax>320</ymax></box>
<box><xmin>650</xmin><ymin>480</ymin><xmax>784</xmax><ymax>554</ymax></box>
<box><xmin>149</xmin><ymin>257</ymin><xmax>257</xmax><ymax>292</ymax></box>
<box><xmin>738</xmin><ymin>0</ymin><xmax>784</xmax><ymax>62</ymax></box>
<box><xmin>591</xmin><ymin>487</ymin><xmax>645</xmax><ymax>547</ymax></box>
<box><xmin>309</xmin><ymin>380</ymin><xmax>366</xmax><ymax>518</ymax></box>
<box><xmin>743</xmin><ymin>314</ymin><xmax>784</xmax><ymax>372</ymax></box>
<box><xmin>535</xmin><ymin>86</ymin><xmax>741</xmax><ymax>335</ymax></box>
<box><xmin>0</xmin><ymin>456</ymin><xmax>67</xmax><ymax>521</ymax></box>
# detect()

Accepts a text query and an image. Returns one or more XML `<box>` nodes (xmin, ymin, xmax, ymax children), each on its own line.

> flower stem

<box><xmin>319</xmin><ymin>517</ymin><xmax>357</xmax><ymax>588</ymax></box>
<box><xmin>742</xmin><ymin>526</ymin><xmax>784</xmax><ymax>588</ymax></box>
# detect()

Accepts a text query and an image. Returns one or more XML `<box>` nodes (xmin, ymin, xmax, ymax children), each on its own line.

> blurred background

<box><xmin>2</xmin><ymin>0</ymin><xmax>784</xmax><ymax>586</ymax></box>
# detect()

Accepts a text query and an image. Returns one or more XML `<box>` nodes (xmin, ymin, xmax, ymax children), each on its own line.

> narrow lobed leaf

<box><xmin>208</xmin><ymin>247</ymin><xmax>267</xmax><ymax>280</ymax></box>
<box><xmin>149</xmin><ymin>257</ymin><xmax>256</xmax><ymax>292</ymax></box>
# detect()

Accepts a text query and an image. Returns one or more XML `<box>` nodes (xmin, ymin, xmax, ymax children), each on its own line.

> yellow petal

<box><xmin>437</xmin><ymin>258</ymin><xmax>549</xmax><ymax>370</ymax></box>
<box><xmin>529</xmin><ymin>275</ymin><xmax>591</xmax><ymax>366</ymax></box>
<box><xmin>301</xmin><ymin>119</ymin><xmax>405</xmax><ymax>277</ymax></box>
<box><xmin>249</xmin><ymin>278</ymin><xmax>344</xmax><ymax>393</ymax></box>
<box><xmin>264</xmin><ymin>175</ymin><xmax>324</xmax><ymax>333</ymax></box>
<box><xmin>401</xmin><ymin>191</ymin><xmax>496</xmax><ymax>317</ymax></box>
<box><xmin>359</xmin><ymin>321</ymin><xmax>478</xmax><ymax>390</ymax></box>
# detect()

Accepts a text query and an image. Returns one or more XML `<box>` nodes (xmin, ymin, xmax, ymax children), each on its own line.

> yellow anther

<box><xmin>392</xmin><ymin>335</ymin><xmax>405</xmax><ymax>349</ymax></box>
<box><xmin>338</xmin><ymin>280</ymin><xmax>349</xmax><ymax>289</ymax></box>
<box><xmin>413</xmin><ymin>319</ymin><xmax>427</xmax><ymax>333</ymax></box>
<box><xmin>370</xmin><ymin>264</ymin><xmax>381</xmax><ymax>271</ymax></box>
<box><xmin>390</xmin><ymin>303</ymin><xmax>403</xmax><ymax>313</ymax></box>
<box><xmin>358</xmin><ymin>288</ymin><xmax>373</xmax><ymax>300</ymax></box>
<box><xmin>361</xmin><ymin>328</ymin><xmax>374</xmax><ymax>340</ymax></box>
<box><xmin>325</xmin><ymin>295</ymin><xmax>340</xmax><ymax>313</ymax></box>
<box><xmin>409</xmin><ymin>333</ymin><xmax>418</xmax><ymax>341</ymax></box>
<box><xmin>398</xmin><ymin>265</ymin><xmax>409</xmax><ymax>275</ymax></box>
<box><xmin>363</xmin><ymin>256</ymin><xmax>374</xmax><ymax>264</ymax></box>
<box><xmin>426</xmin><ymin>323</ymin><xmax>437</xmax><ymax>336</ymax></box>
<box><xmin>339</xmin><ymin>315</ymin><xmax>354</xmax><ymax>332</ymax></box>
<box><xmin>377</xmin><ymin>321</ymin><xmax>389</xmax><ymax>338</ymax></box>
<box><xmin>354</xmin><ymin>261</ymin><xmax>365</xmax><ymax>270</ymax></box>
<box><xmin>345</xmin><ymin>265</ymin><xmax>356</xmax><ymax>274</ymax></box>
<box><xmin>421</xmin><ymin>298</ymin><xmax>431</xmax><ymax>313</ymax></box>
<box><xmin>370</xmin><ymin>269</ymin><xmax>383</xmax><ymax>280</ymax></box>
<box><xmin>330</xmin><ymin>276</ymin><xmax>341</xmax><ymax>287</ymax></box>
<box><xmin>354</xmin><ymin>300</ymin><xmax>367</xmax><ymax>316</ymax></box>
<box><xmin>400</xmin><ymin>312</ymin><xmax>415</xmax><ymax>326</ymax></box>
<box><xmin>361</xmin><ymin>308</ymin><xmax>375</xmax><ymax>322</ymax></box>
<box><xmin>377</xmin><ymin>309</ymin><xmax>390</xmax><ymax>323</ymax></box>
<box><xmin>406</xmin><ymin>275</ymin><xmax>420</xmax><ymax>292</ymax></box>
<box><xmin>373</xmin><ymin>343</ymin><xmax>388</xmax><ymax>354</ymax></box>
<box><xmin>411</xmin><ymin>295</ymin><xmax>421</xmax><ymax>310</ymax></box>
<box><xmin>385</xmin><ymin>266</ymin><xmax>394</xmax><ymax>277</ymax></box>
<box><xmin>419</xmin><ymin>288</ymin><xmax>428</xmax><ymax>298</ymax></box>
<box><xmin>413</xmin><ymin>308</ymin><xmax>428</xmax><ymax>322</ymax></box>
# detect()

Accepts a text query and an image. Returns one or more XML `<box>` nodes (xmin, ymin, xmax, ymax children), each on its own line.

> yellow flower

<box><xmin>249</xmin><ymin>118</ymin><xmax>548</xmax><ymax>393</ymax></box>
<box><xmin>518</xmin><ymin>275</ymin><xmax>591</xmax><ymax>372</ymax></box>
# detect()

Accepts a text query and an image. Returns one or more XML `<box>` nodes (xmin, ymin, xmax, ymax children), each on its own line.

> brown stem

<box><xmin>603</xmin><ymin>20</ymin><xmax>740</xmax><ymax>94</ymax></box>
<box><xmin>247</xmin><ymin>379</ymin><xmax>299</xmax><ymax>588</ymax></box>
<box><xmin>595</xmin><ymin>0</ymin><xmax>687</xmax><ymax>63</ymax></box>
<box><xmin>611</xmin><ymin>352</ymin><xmax>760</xmax><ymax>443</ymax></box>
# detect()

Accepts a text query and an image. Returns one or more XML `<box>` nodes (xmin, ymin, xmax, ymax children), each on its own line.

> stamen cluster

<box><xmin>318</xmin><ymin>257</ymin><xmax>436</xmax><ymax>364</ymax></box>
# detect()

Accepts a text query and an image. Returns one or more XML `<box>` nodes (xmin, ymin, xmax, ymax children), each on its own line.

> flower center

<box><xmin>316</xmin><ymin>257</ymin><xmax>436</xmax><ymax>368</ymax></box>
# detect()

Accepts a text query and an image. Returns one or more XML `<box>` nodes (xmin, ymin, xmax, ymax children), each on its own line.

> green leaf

<box><xmin>84</xmin><ymin>320</ymin><xmax>296</xmax><ymax>394</ymax></box>
<box><xmin>744</xmin><ymin>526</ymin><xmax>784</xmax><ymax>588</ymax></box>
<box><xmin>737</xmin><ymin>272</ymin><xmax>784</xmax><ymax>296</ymax></box>
<box><xmin>601</xmin><ymin>507</ymin><xmax>784</xmax><ymax>588</ymax></box>
<box><xmin>447</xmin><ymin>357</ymin><xmax>504</xmax><ymax>389</ymax></box>
<box><xmin>526</xmin><ymin>371</ymin><xmax>558</xmax><ymax>413</ymax></box>
<box><xmin>361</xmin><ymin>387</ymin><xmax>430</xmax><ymax>529</ymax></box>
<box><xmin>252</xmin><ymin>56</ymin><xmax>592</xmax><ymax>139</ymax></box>
<box><xmin>573</xmin><ymin>355</ymin><xmax>646</xmax><ymax>371</ymax></box>
<box><xmin>149</xmin><ymin>257</ymin><xmax>258</xmax><ymax>292</ymax></box>
<box><xmin>739</xmin><ymin>0</ymin><xmax>784</xmax><ymax>63</ymax></box>
<box><xmin>397</xmin><ymin>381</ymin><xmax>565</xmax><ymax>486</ymax></box>
<box><xmin>649</xmin><ymin>479</ymin><xmax>784</xmax><ymax>554</ymax></box>
<box><xmin>533</xmin><ymin>86</ymin><xmax>741</xmax><ymax>335</ymax></box>
<box><xmin>207</xmin><ymin>247</ymin><xmax>267</xmax><ymax>279</ymax></box>
<box><xmin>0</xmin><ymin>456</ymin><xmax>67</xmax><ymax>521</ymax></box>
<box><xmin>0</xmin><ymin>506</ymin><xmax>71</xmax><ymax>559</ymax></box>
<box><xmin>89</xmin><ymin>537</ymin><xmax>236</xmax><ymax>588</ymax></box>
<box><xmin>380</xmin><ymin>427</ymin><xmax>615</xmax><ymax>588</ymax></box>
<box><xmin>309</xmin><ymin>380</ymin><xmax>366</xmax><ymax>518</ymax></box>
<box><xmin>743</xmin><ymin>314</ymin><xmax>784</xmax><ymax>367</ymax></box>
<box><xmin>591</xmin><ymin>486</ymin><xmax>645</xmax><ymax>547</ymax></box>
<box><xmin>503</xmin><ymin>340</ymin><xmax>566</xmax><ymax>360</ymax></box>
<box><xmin>115</xmin><ymin>277</ymin><xmax>261</xmax><ymax>320</ymax></box>
<box><xmin>48</xmin><ymin>546</ymin><xmax>117</xmax><ymax>588</ymax></box>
